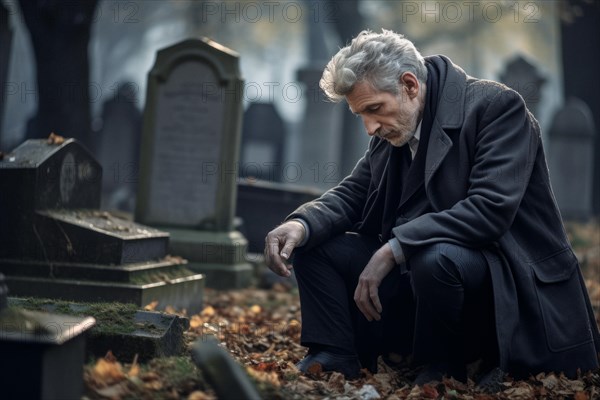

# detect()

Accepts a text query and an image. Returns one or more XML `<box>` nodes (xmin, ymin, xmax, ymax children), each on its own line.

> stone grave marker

<box><xmin>10</xmin><ymin>297</ymin><xmax>190</xmax><ymax>363</ymax></box>
<box><xmin>136</xmin><ymin>38</ymin><xmax>252</xmax><ymax>289</ymax></box>
<box><xmin>0</xmin><ymin>273</ymin><xmax>95</xmax><ymax>400</ymax></box>
<box><xmin>296</xmin><ymin>65</ymin><xmax>343</xmax><ymax>189</ymax></box>
<box><xmin>236</xmin><ymin>180</ymin><xmax>323</xmax><ymax>253</ymax></box>
<box><xmin>96</xmin><ymin>82</ymin><xmax>142</xmax><ymax>212</ymax></box>
<box><xmin>0</xmin><ymin>137</ymin><xmax>204</xmax><ymax>313</ymax></box>
<box><xmin>499</xmin><ymin>55</ymin><xmax>546</xmax><ymax>118</ymax></box>
<box><xmin>239</xmin><ymin>102</ymin><xmax>285</xmax><ymax>182</ymax></box>
<box><xmin>548</xmin><ymin>97</ymin><xmax>596</xmax><ymax>219</ymax></box>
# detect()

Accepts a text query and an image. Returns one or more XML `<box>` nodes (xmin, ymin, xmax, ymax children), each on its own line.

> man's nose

<box><xmin>363</xmin><ymin>116</ymin><xmax>380</xmax><ymax>136</ymax></box>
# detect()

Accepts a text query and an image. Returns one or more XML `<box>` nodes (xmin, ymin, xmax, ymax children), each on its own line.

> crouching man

<box><xmin>264</xmin><ymin>30</ymin><xmax>599</xmax><ymax>389</ymax></box>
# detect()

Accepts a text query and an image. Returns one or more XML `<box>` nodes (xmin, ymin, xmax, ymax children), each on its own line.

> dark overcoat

<box><xmin>288</xmin><ymin>56</ymin><xmax>599</xmax><ymax>378</ymax></box>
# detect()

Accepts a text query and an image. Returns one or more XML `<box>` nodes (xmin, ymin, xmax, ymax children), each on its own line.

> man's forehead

<box><xmin>346</xmin><ymin>82</ymin><xmax>388</xmax><ymax>112</ymax></box>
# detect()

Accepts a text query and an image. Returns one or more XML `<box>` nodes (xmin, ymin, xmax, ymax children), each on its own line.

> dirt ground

<box><xmin>84</xmin><ymin>220</ymin><xmax>600</xmax><ymax>400</ymax></box>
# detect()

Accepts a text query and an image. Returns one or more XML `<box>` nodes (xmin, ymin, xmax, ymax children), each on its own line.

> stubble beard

<box><xmin>380</xmin><ymin>113</ymin><xmax>419</xmax><ymax>147</ymax></box>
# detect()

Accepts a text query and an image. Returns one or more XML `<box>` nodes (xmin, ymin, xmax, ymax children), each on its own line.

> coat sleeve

<box><xmin>285</xmin><ymin>140</ymin><xmax>375</xmax><ymax>249</ymax></box>
<box><xmin>392</xmin><ymin>88</ymin><xmax>540</xmax><ymax>259</ymax></box>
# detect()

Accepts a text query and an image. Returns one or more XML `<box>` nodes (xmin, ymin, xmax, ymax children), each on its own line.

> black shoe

<box><xmin>477</xmin><ymin>367</ymin><xmax>506</xmax><ymax>393</ymax></box>
<box><xmin>381</xmin><ymin>352</ymin><xmax>411</xmax><ymax>371</ymax></box>
<box><xmin>414</xmin><ymin>362</ymin><xmax>466</xmax><ymax>385</ymax></box>
<box><xmin>296</xmin><ymin>351</ymin><xmax>362</xmax><ymax>379</ymax></box>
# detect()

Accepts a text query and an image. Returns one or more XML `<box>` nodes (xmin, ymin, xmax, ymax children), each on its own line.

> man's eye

<box><xmin>368</xmin><ymin>105</ymin><xmax>380</xmax><ymax>112</ymax></box>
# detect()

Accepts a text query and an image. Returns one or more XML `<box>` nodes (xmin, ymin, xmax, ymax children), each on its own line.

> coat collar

<box><xmin>424</xmin><ymin>55</ymin><xmax>468</xmax><ymax>129</ymax></box>
<box><xmin>422</xmin><ymin>55</ymin><xmax>468</xmax><ymax>189</ymax></box>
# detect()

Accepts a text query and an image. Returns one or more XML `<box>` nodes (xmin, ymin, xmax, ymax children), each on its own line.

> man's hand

<box><xmin>264</xmin><ymin>220</ymin><xmax>306</xmax><ymax>277</ymax></box>
<box><xmin>354</xmin><ymin>243</ymin><xmax>396</xmax><ymax>321</ymax></box>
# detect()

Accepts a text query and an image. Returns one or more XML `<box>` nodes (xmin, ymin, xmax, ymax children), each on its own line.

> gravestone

<box><xmin>499</xmin><ymin>55</ymin><xmax>546</xmax><ymax>118</ymax></box>
<box><xmin>239</xmin><ymin>102</ymin><xmax>285</xmax><ymax>182</ymax></box>
<box><xmin>294</xmin><ymin>8</ymin><xmax>343</xmax><ymax>189</ymax></box>
<box><xmin>548</xmin><ymin>97</ymin><xmax>596</xmax><ymax>219</ymax></box>
<box><xmin>96</xmin><ymin>82</ymin><xmax>142</xmax><ymax>212</ymax></box>
<box><xmin>0</xmin><ymin>274</ymin><xmax>96</xmax><ymax>400</ymax></box>
<box><xmin>296</xmin><ymin>66</ymin><xmax>343</xmax><ymax>189</ymax></box>
<box><xmin>136</xmin><ymin>38</ymin><xmax>252</xmax><ymax>289</ymax></box>
<box><xmin>11</xmin><ymin>297</ymin><xmax>190</xmax><ymax>363</ymax></box>
<box><xmin>0</xmin><ymin>138</ymin><xmax>204</xmax><ymax>312</ymax></box>
<box><xmin>0</xmin><ymin>2</ymin><xmax>13</xmax><ymax>137</ymax></box>
<box><xmin>236</xmin><ymin>180</ymin><xmax>323</xmax><ymax>253</ymax></box>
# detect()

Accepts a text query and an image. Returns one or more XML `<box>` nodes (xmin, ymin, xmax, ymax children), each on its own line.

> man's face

<box><xmin>346</xmin><ymin>78</ymin><xmax>423</xmax><ymax>147</ymax></box>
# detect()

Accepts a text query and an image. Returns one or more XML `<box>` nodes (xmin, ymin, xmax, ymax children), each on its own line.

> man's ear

<box><xmin>399</xmin><ymin>72</ymin><xmax>419</xmax><ymax>98</ymax></box>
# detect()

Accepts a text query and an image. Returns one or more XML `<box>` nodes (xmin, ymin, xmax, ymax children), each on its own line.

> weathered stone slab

<box><xmin>5</xmin><ymin>272</ymin><xmax>204</xmax><ymax>314</ymax></box>
<box><xmin>0</xmin><ymin>138</ymin><xmax>205</xmax><ymax>311</ymax></box>
<box><xmin>0</xmin><ymin>306</ymin><xmax>95</xmax><ymax>399</ymax></box>
<box><xmin>9</xmin><ymin>298</ymin><xmax>189</xmax><ymax>363</ymax></box>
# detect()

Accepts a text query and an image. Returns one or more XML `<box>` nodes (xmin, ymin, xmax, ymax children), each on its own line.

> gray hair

<box><xmin>320</xmin><ymin>29</ymin><xmax>427</xmax><ymax>102</ymax></box>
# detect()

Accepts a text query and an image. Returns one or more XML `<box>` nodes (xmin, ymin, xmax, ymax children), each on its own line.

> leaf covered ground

<box><xmin>84</xmin><ymin>221</ymin><xmax>600</xmax><ymax>399</ymax></box>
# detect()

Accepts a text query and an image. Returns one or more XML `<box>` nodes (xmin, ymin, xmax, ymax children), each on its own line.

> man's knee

<box><xmin>409</xmin><ymin>243</ymin><xmax>473</xmax><ymax>293</ymax></box>
<box><xmin>293</xmin><ymin>233</ymin><xmax>379</xmax><ymax>278</ymax></box>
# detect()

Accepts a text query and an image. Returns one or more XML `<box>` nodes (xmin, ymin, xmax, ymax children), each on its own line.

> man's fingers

<box><xmin>264</xmin><ymin>238</ymin><xmax>290</xmax><ymax>277</ymax></box>
<box><xmin>354</xmin><ymin>282</ymin><xmax>381</xmax><ymax>321</ymax></box>
<box><xmin>370</xmin><ymin>285</ymin><xmax>382</xmax><ymax>314</ymax></box>
<box><xmin>280</xmin><ymin>241</ymin><xmax>297</xmax><ymax>260</ymax></box>
<box><xmin>264</xmin><ymin>221</ymin><xmax>305</xmax><ymax>276</ymax></box>
<box><xmin>353</xmin><ymin>283</ymin><xmax>370</xmax><ymax>321</ymax></box>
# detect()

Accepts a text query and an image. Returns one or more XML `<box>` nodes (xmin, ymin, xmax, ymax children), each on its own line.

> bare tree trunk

<box><xmin>18</xmin><ymin>0</ymin><xmax>98</xmax><ymax>149</ymax></box>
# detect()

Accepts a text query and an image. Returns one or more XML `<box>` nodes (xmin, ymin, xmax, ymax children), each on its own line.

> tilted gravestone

<box><xmin>0</xmin><ymin>138</ymin><xmax>204</xmax><ymax>313</ymax></box>
<box><xmin>548</xmin><ymin>97</ymin><xmax>596</xmax><ymax>219</ymax></box>
<box><xmin>136</xmin><ymin>38</ymin><xmax>252</xmax><ymax>289</ymax></box>
<box><xmin>239</xmin><ymin>102</ymin><xmax>286</xmax><ymax>182</ymax></box>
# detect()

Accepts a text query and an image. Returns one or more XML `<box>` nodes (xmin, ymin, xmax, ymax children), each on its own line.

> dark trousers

<box><xmin>293</xmin><ymin>233</ymin><xmax>497</xmax><ymax>372</ymax></box>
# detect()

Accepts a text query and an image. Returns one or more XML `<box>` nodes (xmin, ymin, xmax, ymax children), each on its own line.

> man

<box><xmin>264</xmin><ymin>30</ymin><xmax>599</xmax><ymax>387</ymax></box>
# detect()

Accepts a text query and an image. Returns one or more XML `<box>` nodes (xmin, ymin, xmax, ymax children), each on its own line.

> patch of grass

<box><xmin>11</xmin><ymin>297</ymin><xmax>139</xmax><ymax>335</ymax></box>
<box><xmin>149</xmin><ymin>356</ymin><xmax>199</xmax><ymax>387</ymax></box>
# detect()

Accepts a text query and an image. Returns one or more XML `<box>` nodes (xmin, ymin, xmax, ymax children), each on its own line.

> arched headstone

<box><xmin>548</xmin><ymin>97</ymin><xmax>595</xmax><ymax>219</ymax></box>
<box><xmin>136</xmin><ymin>38</ymin><xmax>252</xmax><ymax>289</ymax></box>
<box><xmin>500</xmin><ymin>55</ymin><xmax>546</xmax><ymax>117</ymax></box>
<box><xmin>96</xmin><ymin>82</ymin><xmax>142</xmax><ymax>212</ymax></box>
<box><xmin>239</xmin><ymin>102</ymin><xmax>285</xmax><ymax>182</ymax></box>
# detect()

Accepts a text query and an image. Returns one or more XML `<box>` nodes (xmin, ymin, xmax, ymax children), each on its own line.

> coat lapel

<box><xmin>421</xmin><ymin>55</ymin><xmax>467</xmax><ymax>191</ymax></box>
<box><xmin>424</xmin><ymin>120</ymin><xmax>452</xmax><ymax>190</ymax></box>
